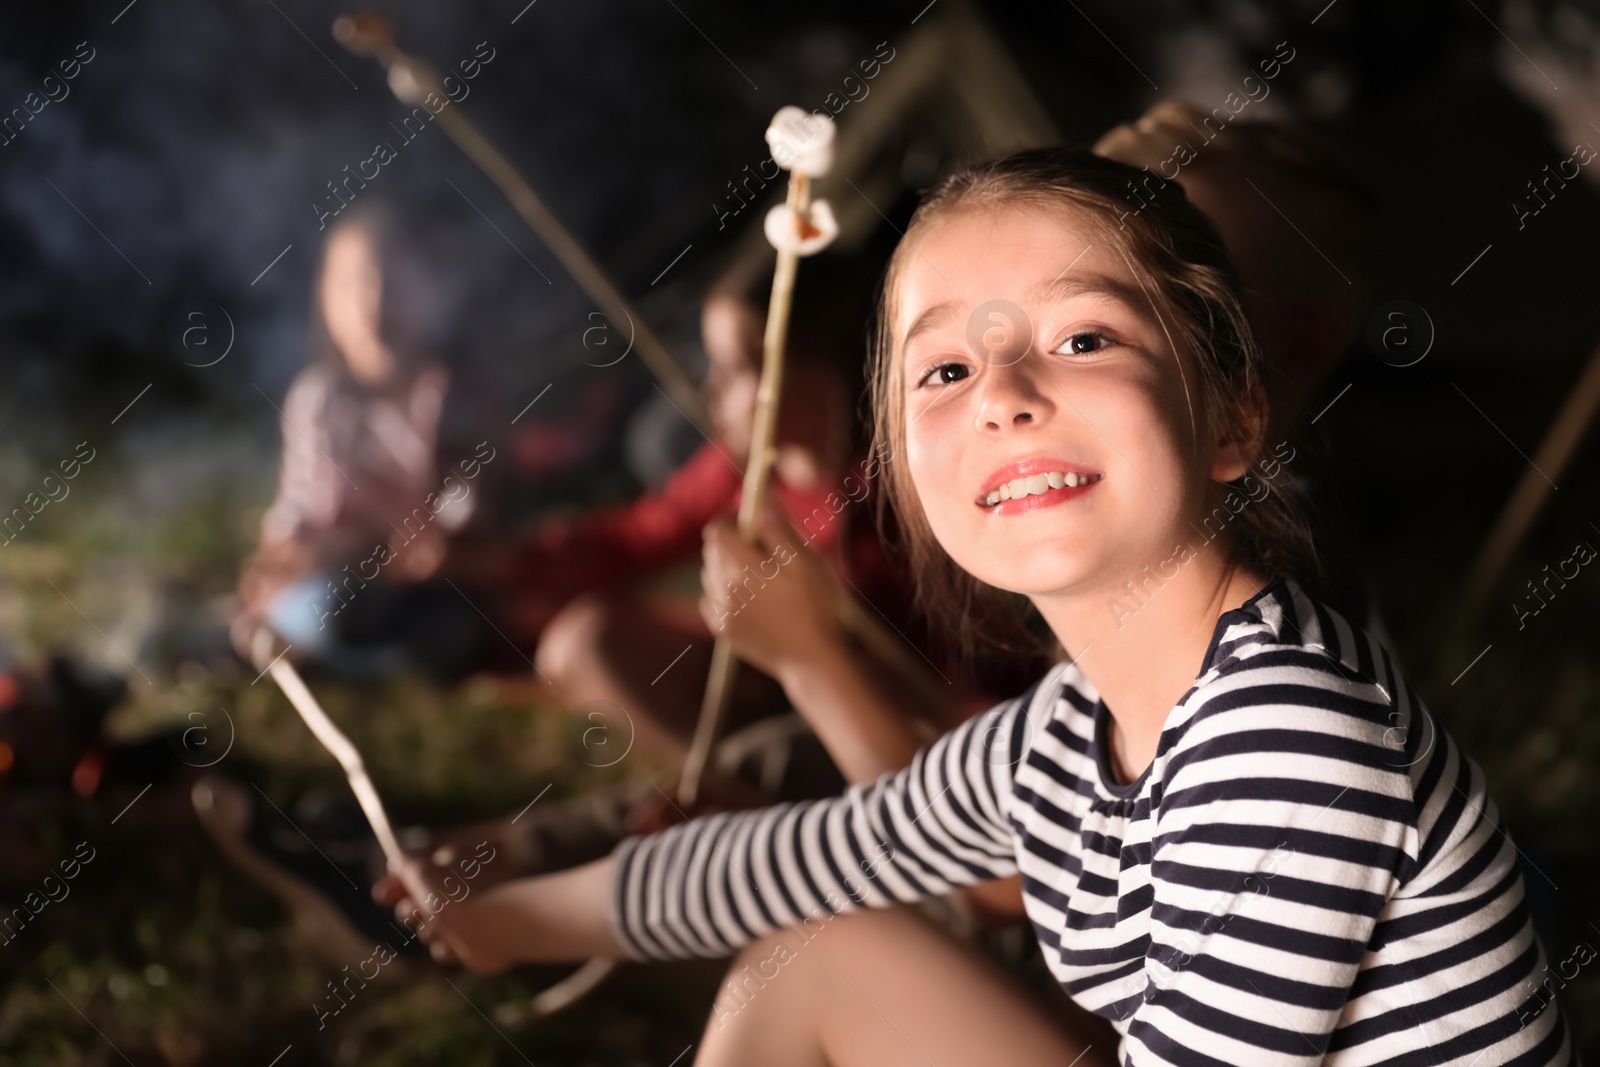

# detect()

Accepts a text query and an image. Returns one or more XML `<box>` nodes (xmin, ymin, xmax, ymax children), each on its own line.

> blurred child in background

<box><xmin>235</xmin><ymin>204</ymin><xmax>485</xmax><ymax>678</ymax></box>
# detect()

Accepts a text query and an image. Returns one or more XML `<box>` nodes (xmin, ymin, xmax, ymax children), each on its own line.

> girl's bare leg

<box><xmin>695</xmin><ymin>906</ymin><xmax>1118</xmax><ymax>1067</ymax></box>
<box><xmin>536</xmin><ymin>590</ymin><xmax>780</xmax><ymax>756</ymax></box>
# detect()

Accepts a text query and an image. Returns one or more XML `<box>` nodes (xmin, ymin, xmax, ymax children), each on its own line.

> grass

<box><xmin>0</xmin><ymin>593</ymin><xmax>717</xmax><ymax>1064</ymax></box>
<box><xmin>0</xmin><ymin>406</ymin><xmax>1596</xmax><ymax>1063</ymax></box>
<box><xmin>0</xmin><ymin>430</ymin><xmax>722</xmax><ymax>1064</ymax></box>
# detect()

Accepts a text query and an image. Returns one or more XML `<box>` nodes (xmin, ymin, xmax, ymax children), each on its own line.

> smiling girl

<box><xmin>375</xmin><ymin>148</ymin><xmax>1571</xmax><ymax>1066</ymax></box>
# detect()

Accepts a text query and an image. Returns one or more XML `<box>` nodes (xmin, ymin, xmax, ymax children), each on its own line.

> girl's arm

<box><xmin>774</xmin><ymin>638</ymin><xmax>928</xmax><ymax>783</ymax></box>
<box><xmin>699</xmin><ymin>510</ymin><xmax>932</xmax><ymax>783</ymax></box>
<box><xmin>609</xmin><ymin>684</ymin><xmax>1034</xmax><ymax>962</ymax></box>
<box><xmin>374</xmin><ymin>854</ymin><xmax>623</xmax><ymax>971</ymax></box>
<box><xmin>516</xmin><ymin>442</ymin><xmax>739</xmax><ymax>600</ymax></box>
<box><xmin>701</xmin><ymin>508</ymin><xmax>1030</xmax><ymax>925</ymax></box>
<box><xmin>375</xmin><ymin>687</ymin><xmax>1034</xmax><ymax>970</ymax></box>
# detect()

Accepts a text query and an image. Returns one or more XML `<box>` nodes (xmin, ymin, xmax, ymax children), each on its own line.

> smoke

<box><xmin>0</xmin><ymin>1</ymin><xmax>895</xmax><ymax>429</ymax></box>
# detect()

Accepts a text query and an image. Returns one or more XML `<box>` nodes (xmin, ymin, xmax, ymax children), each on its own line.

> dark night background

<box><xmin>1</xmin><ymin>0</ymin><xmax>1598</xmax><ymax>1063</ymax></box>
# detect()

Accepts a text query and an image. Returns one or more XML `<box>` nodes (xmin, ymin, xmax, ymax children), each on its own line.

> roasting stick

<box><xmin>256</xmin><ymin>617</ymin><xmax>621</xmax><ymax>1019</ymax></box>
<box><xmin>332</xmin><ymin>12</ymin><xmax>711</xmax><ymax>434</ymax></box>
<box><xmin>335</xmin><ymin>12</ymin><xmax>936</xmax><ymax>795</ymax></box>
<box><xmin>251</xmin><ymin>630</ymin><xmax>549</xmax><ymax>991</ymax></box>
<box><xmin>1463</xmin><ymin>339</ymin><xmax>1600</xmax><ymax>610</ymax></box>
<box><xmin>679</xmin><ymin>108</ymin><xmax>840</xmax><ymax>807</ymax></box>
<box><xmin>249</xmin><ymin>629</ymin><xmax>406</xmax><ymax>872</ymax></box>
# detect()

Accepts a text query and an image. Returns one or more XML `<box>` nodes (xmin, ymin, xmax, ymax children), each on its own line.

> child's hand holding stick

<box><xmin>680</xmin><ymin>107</ymin><xmax>839</xmax><ymax>806</ymax></box>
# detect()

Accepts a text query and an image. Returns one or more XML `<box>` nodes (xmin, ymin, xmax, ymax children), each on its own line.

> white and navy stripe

<box><xmin>609</xmin><ymin>577</ymin><xmax>1572</xmax><ymax>1065</ymax></box>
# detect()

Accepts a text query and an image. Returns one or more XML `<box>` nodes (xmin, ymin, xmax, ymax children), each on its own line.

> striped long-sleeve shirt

<box><xmin>608</xmin><ymin>577</ymin><xmax>1574</xmax><ymax>1065</ymax></box>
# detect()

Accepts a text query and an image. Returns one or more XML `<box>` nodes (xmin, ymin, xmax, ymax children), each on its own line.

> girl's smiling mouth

<box><xmin>977</xmin><ymin>457</ymin><xmax>1103</xmax><ymax>512</ymax></box>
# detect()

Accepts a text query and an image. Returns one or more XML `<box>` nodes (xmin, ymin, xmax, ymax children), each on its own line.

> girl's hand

<box><xmin>390</xmin><ymin>526</ymin><xmax>447</xmax><ymax>581</ymax></box>
<box><xmin>698</xmin><ymin>504</ymin><xmax>843</xmax><ymax>680</ymax></box>
<box><xmin>373</xmin><ymin>856</ymin><xmax>514</xmax><ymax>974</ymax></box>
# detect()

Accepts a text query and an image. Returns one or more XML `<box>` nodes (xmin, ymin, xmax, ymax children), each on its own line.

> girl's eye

<box><xmin>1054</xmin><ymin>330</ymin><xmax>1115</xmax><ymax>358</ymax></box>
<box><xmin>917</xmin><ymin>362</ymin><xmax>971</xmax><ymax>387</ymax></box>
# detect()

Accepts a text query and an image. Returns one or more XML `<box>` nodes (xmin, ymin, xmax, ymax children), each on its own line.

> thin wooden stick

<box><xmin>836</xmin><ymin>598</ymin><xmax>953</xmax><ymax>714</ymax></box>
<box><xmin>527</xmin><ymin>958</ymin><xmax>618</xmax><ymax>1017</ymax></box>
<box><xmin>333</xmin><ymin>13</ymin><xmax>711</xmax><ymax>434</ymax></box>
<box><xmin>259</xmin><ymin>637</ymin><xmax>620</xmax><ymax>1014</ymax></box>
<box><xmin>680</xmin><ymin>167</ymin><xmax>815</xmax><ymax>806</ymax></box>
<box><xmin>1464</xmin><ymin>340</ymin><xmax>1600</xmax><ymax>609</ymax></box>
<box><xmin>251</xmin><ymin>631</ymin><xmax>406</xmax><ymax>872</ymax></box>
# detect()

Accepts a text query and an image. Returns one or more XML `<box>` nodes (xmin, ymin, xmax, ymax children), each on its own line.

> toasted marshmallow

<box><xmin>766</xmin><ymin>106</ymin><xmax>836</xmax><ymax>177</ymax></box>
<box><xmin>764</xmin><ymin>199</ymin><xmax>838</xmax><ymax>256</ymax></box>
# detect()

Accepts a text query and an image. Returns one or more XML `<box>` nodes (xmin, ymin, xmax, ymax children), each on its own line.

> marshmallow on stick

<box><xmin>680</xmin><ymin>107</ymin><xmax>838</xmax><ymax>806</ymax></box>
<box><xmin>250</xmin><ymin>629</ymin><xmax>407</xmax><ymax>873</ymax></box>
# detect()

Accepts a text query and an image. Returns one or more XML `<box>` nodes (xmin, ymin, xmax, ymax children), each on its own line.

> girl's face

<box><xmin>701</xmin><ymin>294</ymin><xmax>761</xmax><ymax>455</ymax></box>
<box><xmin>896</xmin><ymin>204</ymin><xmax>1246</xmax><ymax>603</ymax></box>
<box><xmin>322</xmin><ymin>225</ymin><xmax>396</xmax><ymax>386</ymax></box>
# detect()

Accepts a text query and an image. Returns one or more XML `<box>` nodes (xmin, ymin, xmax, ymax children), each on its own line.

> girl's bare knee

<box><xmin>714</xmin><ymin>907</ymin><xmax>920</xmax><ymax>1004</ymax></box>
<box><xmin>717</xmin><ymin>925</ymin><xmax>815</xmax><ymax>1003</ymax></box>
<box><xmin>534</xmin><ymin>593</ymin><xmax>611</xmax><ymax>690</ymax></box>
<box><xmin>698</xmin><ymin>909</ymin><xmax>962</xmax><ymax>1067</ymax></box>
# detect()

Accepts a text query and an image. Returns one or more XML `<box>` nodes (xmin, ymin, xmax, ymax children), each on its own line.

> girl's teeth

<box><xmin>982</xmin><ymin>471</ymin><xmax>1099</xmax><ymax>507</ymax></box>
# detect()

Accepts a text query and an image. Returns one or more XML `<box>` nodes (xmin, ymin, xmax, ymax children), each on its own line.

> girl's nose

<box><xmin>974</xmin><ymin>361</ymin><xmax>1051</xmax><ymax>432</ymax></box>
